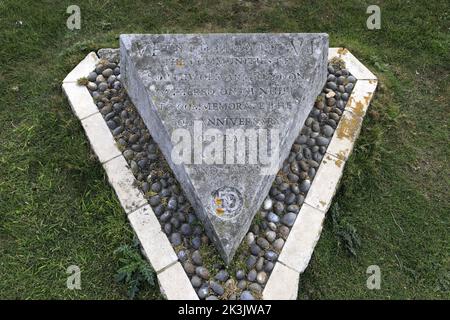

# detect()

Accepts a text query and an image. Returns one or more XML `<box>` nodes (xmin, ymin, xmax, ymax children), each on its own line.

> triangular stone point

<box><xmin>120</xmin><ymin>33</ymin><xmax>328</xmax><ymax>263</ymax></box>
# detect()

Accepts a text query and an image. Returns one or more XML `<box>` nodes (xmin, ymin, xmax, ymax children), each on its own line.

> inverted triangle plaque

<box><xmin>120</xmin><ymin>33</ymin><xmax>328</xmax><ymax>264</ymax></box>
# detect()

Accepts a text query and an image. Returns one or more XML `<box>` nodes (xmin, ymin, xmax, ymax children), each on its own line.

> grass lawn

<box><xmin>0</xmin><ymin>0</ymin><xmax>448</xmax><ymax>299</ymax></box>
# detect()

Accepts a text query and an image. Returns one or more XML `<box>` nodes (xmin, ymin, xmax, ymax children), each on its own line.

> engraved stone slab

<box><xmin>120</xmin><ymin>33</ymin><xmax>328</xmax><ymax>263</ymax></box>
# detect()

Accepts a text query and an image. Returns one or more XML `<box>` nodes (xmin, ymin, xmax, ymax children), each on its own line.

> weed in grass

<box><xmin>114</xmin><ymin>238</ymin><xmax>157</xmax><ymax>299</ymax></box>
<box><xmin>76</xmin><ymin>77</ymin><xmax>89</xmax><ymax>86</ymax></box>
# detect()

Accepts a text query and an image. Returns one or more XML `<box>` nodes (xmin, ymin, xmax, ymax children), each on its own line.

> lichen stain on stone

<box><xmin>176</xmin><ymin>58</ymin><xmax>185</xmax><ymax>67</ymax></box>
<box><xmin>336</xmin><ymin>150</ymin><xmax>347</xmax><ymax>161</ymax></box>
<box><xmin>319</xmin><ymin>200</ymin><xmax>327</xmax><ymax>207</ymax></box>
<box><xmin>214</xmin><ymin>197</ymin><xmax>222</xmax><ymax>206</ymax></box>
<box><xmin>337</xmin><ymin>47</ymin><xmax>349</xmax><ymax>55</ymax></box>
<box><xmin>336</xmin><ymin>113</ymin><xmax>360</xmax><ymax>141</ymax></box>
<box><xmin>334</xmin><ymin>158</ymin><xmax>344</xmax><ymax>168</ymax></box>
<box><xmin>352</xmin><ymin>100</ymin><xmax>365</xmax><ymax>117</ymax></box>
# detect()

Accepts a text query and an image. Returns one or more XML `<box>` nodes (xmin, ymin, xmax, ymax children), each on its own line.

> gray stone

<box><xmin>264</xmin><ymin>261</ymin><xmax>275</xmax><ymax>272</ymax></box>
<box><xmin>98</xmin><ymin>48</ymin><xmax>120</xmax><ymax>63</ymax></box>
<box><xmin>247</xmin><ymin>269</ymin><xmax>257</xmax><ymax>282</ymax></box>
<box><xmin>236</xmin><ymin>270</ymin><xmax>245</xmax><ymax>280</ymax></box>
<box><xmin>263</xmin><ymin>198</ymin><xmax>273</xmax><ymax>210</ymax></box>
<box><xmin>215</xmin><ymin>270</ymin><xmax>229</xmax><ymax>282</ymax></box>
<box><xmin>265</xmin><ymin>251</ymin><xmax>278</xmax><ymax>261</ymax></box>
<box><xmin>210</xmin><ymin>281</ymin><xmax>225</xmax><ymax>295</ymax></box>
<box><xmin>267</xmin><ymin>212</ymin><xmax>280</xmax><ymax>223</ymax></box>
<box><xmin>191</xmin><ymin>275</ymin><xmax>202</xmax><ymax>287</ymax></box>
<box><xmin>237</xmin><ymin>280</ymin><xmax>247</xmax><ymax>290</ymax></box>
<box><xmin>197</xmin><ymin>286</ymin><xmax>209</xmax><ymax>299</ymax></box>
<box><xmin>249</xmin><ymin>282</ymin><xmax>263</xmax><ymax>293</ymax></box>
<box><xmin>120</xmin><ymin>33</ymin><xmax>328</xmax><ymax>263</ymax></box>
<box><xmin>195</xmin><ymin>266</ymin><xmax>210</xmax><ymax>280</ymax></box>
<box><xmin>170</xmin><ymin>232</ymin><xmax>182</xmax><ymax>246</ymax></box>
<box><xmin>191</xmin><ymin>250</ymin><xmax>202</xmax><ymax>265</ymax></box>
<box><xmin>281</xmin><ymin>212</ymin><xmax>297</xmax><ymax>227</ymax></box>
<box><xmin>299</xmin><ymin>179</ymin><xmax>311</xmax><ymax>193</ymax></box>
<box><xmin>256</xmin><ymin>237</ymin><xmax>270</xmax><ymax>250</ymax></box>
<box><xmin>273</xmin><ymin>238</ymin><xmax>285</xmax><ymax>251</ymax></box>
<box><xmin>256</xmin><ymin>271</ymin><xmax>268</xmax><ymax>284</ymax></box>
<box><xmin>240</xmin><ymin>291</ymin><xmax>255</xmax><ymax>300</ymax></box>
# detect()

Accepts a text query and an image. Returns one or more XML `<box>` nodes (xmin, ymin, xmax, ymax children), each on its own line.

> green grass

<box><xmin>0</xmin><ymin>0</ymin><xmax>449</xmax><ymax>299</ymax></box>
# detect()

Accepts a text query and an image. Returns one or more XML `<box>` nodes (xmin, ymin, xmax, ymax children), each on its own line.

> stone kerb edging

<box><xmin>62</xmin><ymin>47</ymin><xmax>377</xmax><ymax>300</ymax></box>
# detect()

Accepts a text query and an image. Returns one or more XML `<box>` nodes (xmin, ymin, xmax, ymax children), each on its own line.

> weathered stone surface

<box><xmin>120</xmin><ymin>33</ymin><xmax>328</xmax><ymax>263</ymax></box>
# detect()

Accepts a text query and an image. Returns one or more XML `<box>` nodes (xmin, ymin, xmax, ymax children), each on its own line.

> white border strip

<box><xmin>62</xmin><ymin>52</ymin><xmax>198</xmax><ymax>300</ymax></box>
<box><xmin>63</xmin><ymin>48</ymin><xmax>376</xmax><ymax>300</ymax></box>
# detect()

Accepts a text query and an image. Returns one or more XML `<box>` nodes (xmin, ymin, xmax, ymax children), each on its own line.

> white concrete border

<box><xmin>63</xmin><ymin>48</ymin><xmax>377</xmax><ymax>301</ymax></box>
<box><xmin>62</xmin><ymin>51</ymin><xmax>198</xmax><ymax>300</ymax></box>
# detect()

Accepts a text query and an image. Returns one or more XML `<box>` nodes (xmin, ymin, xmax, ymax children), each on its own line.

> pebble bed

<box><xmin>84</xmin><ymin>52</ymin><xmax>354</xmax><ymax>300</ymax></box>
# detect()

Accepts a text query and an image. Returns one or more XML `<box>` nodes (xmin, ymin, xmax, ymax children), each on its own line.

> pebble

<box><xmin>112</xmin><ymin>126</ymin><xmax>123</xmax><ymax>136</ymax></box>
<box><xmin>150</xmin><ymin>182</ymin><xmax>162</xmax><ymax>193</ymax></box>
<box><xmin>170</xmin><ymin>232</ymin><xmax>181</xmax><ymax>246</ymax></box>
<box><xmin>87</xmin><ymin>71</ymin><xmax>97</xmax><ymax>82</ymax></box>
<box><xmin>246</xmin><ymin>255</ymin><xmax>257</xmax><ymax>269</ymax></box>
<box><xmin>87</xmin><ymin>82</ymin><xmax>97</xmax><ymax>91</ymax></box>
<box><xmin>267</xmin><ymin>212</ymin><xmax>280</xmax><ymax>223</ymax></box>
<box><xmin>191</xmin><ymin>250</ymin><xmax>202</xmax><ymax>265</ymax></box>
<box><xmin>160</xmin><ymin>219</ymin><xmax>171</xmax><ymax>233</ymax></box>
<box><xmin>322</xmin><ymin>125</ymin><xmax>334</xmax><ymax>137</ymax></box>
<box><xmin>236</xmin><ymin>270</ymin><xmax>245</xmax><ymax>280</ymax></box>
<box><xmin>256</xmin><ymin>257</ymin><xmax>264</xmax><ymax>271</ymax></box>
<box><xmin>248</xmin><ymin>283</ymin><xmax>262</xmax><ymax>293</ymax></box>
<box><xmin>250</xmin><ymin>243</ymin><xmax>261</xmax><ymax>256</ymax></box>
<box><xmin>256</xmin><ymin>237</ymin><xmax>270</xmax><ymax>250</ymax></box>
<box><xmin>237</xmin><ymin>280</ymin><xmax>247</xmax><ymax>290</ymax></box>
<box><xmin>287</xmin><ymin>204</ymin><xmax>299</xmax><ymax>213</ymax></box>
<box><xmin>299</xmin><ymin>179</ymin><xmax>311</xmax><ymax>193</ymax></box>
<box><xmin>167</xmin><ymin>198</ymin><xmax>178</xmax><ymax>211</ymax></box>
<box><xmin>265</xmin><ymin>230</ymin><xmax>277</xmax><ymax>242</ymax></box>
<box><xmin>273</xmin><ymin>202</ymin><xmax>284</xmax><ymax>214</ymax></box>
<box><xmin>264</xmin><ymin>261</ymin><xmax>275</xmax><ymax>272</ymax></box>
<box><xmin>106</xmin><ymin>120</ymin><xmax>117</xmax><ymax>130</ymax></box>
<box><xmin>316</xmin><ymin>136</ymin><xmax>329</xmax><ymax>146</ymax></box>
<box><xmin>263</xmin><ymin>198</ymin><xmax>273</xmax><ymax>210</ymax></box>
<box><xmin>191</xmin><ymin>275</ymin><xmax>202</xmax><ymax>287</ymax></box>
<box><xmin>265</xmin><ymin>251</ymin><xmax>278</xmax><ymax>261</ymax></box>
<box><xmin>247</xmin><ymin>269</ymin><xmax>257</xmax><ymax>282</ymax></box>
<box><xmin>215</xmin><ymin>270</ymin><xmax>229</xmax><ymax>282</ymax></box>
<box><xmin>177</xmin><ymin>250</ymin><xmax>188</xmax><ymax>262</ymax></box>
<box><xmin>256</xmin><ymin>271</ymin><xmax>268</xmax><ymax>284</ymax></box>
<box><xmin>195</xmin><ymin>266</ymin><xmax>209</xmax><ymax>280</ymax></box>
<box><xmin>240</xmin><ymin>291</ymin><xmax>255</xmax><ymax>300</ymax></box>
<box><xmin>191</xmin><ymin>236</ymin><xmax>201</xmax><ymax>250</ymax></box>
<box><xmin>98</xmin><ymin>82</ymin><xmax>108</xmax><ymax>92</ymax></box>
<box><xmin>102</xmin><ymin>68</ymin><xmax>114</xmax><ymax>77</ymax></box>
<box><xmin>197</xmin><ymin>286</ymin><xmax>209</xmax><ymax>299</ymax></box>
<box><xmin>273</xmin><ymin>238</ymin><xmax>285</xmax><ymax>251</ymax></box>
<box><xmin>246</xmin><ymin>232</ymin><xmax>255</xmax><ymax>245</ymax></box>
<box><xmin>281</xmin><ymin>212</ymin><xmax>297</xmax><ymax>227</ymax></box>
<box><xmin>183</xmin><ymin>262</ymin><xmax>195</xmax><ymax>275</ymax></box>
<box><xmin>210</xmin><ymin>281</ymin><xmax>224</xmax><ymax>295</ymax></box>
<box><xmin>180</xmin><ymin>223</ymin><xmax>191</xmax><ymax>236</ymax></box>
<box><xmin>149</xmin><ymin>195</ymin><xmax>161</xmax><ymax>206</ymax></box>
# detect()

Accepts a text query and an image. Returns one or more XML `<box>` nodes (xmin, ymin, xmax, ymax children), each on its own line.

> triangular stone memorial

<box><xmin>120</xmin><ymin>33</ymin><xmax>328</xmax><ymax>263</ymax></box>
